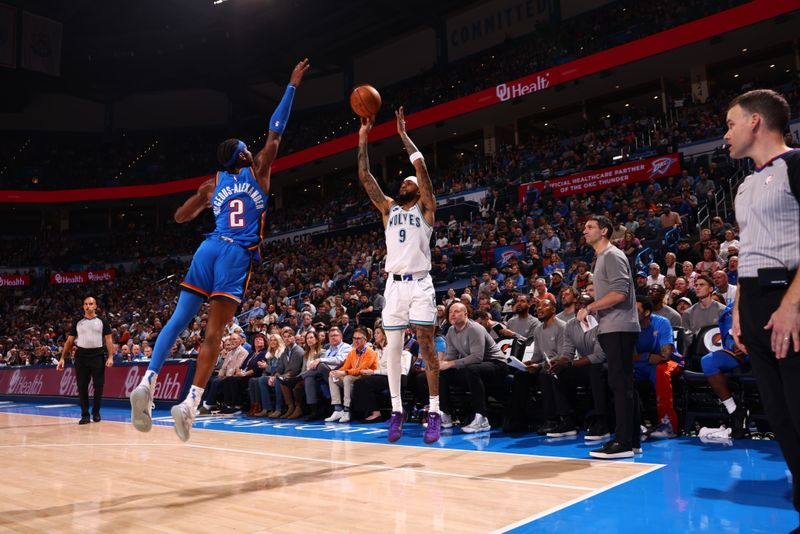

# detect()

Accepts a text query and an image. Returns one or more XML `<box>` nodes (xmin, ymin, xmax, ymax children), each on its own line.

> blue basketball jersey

<box><xmin>209</xmin><ymin>167</ymin><xmax>267</xmax><ymax>249</ymax></box>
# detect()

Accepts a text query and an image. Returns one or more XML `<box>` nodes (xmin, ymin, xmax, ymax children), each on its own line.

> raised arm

<box><xmin>357</xmin><ymin>116</ymin><xmax>392</xmax><ymax>218</ymax></box>
<box><xmin>174</xmin><ymin>178</ymin><xmax>216</xmax><ymax>223</ymax></box>
<box><xmin>252</xmin><ymin>58</ymin><xmax>310</xmax><ymax>194</ymax></box>
<box><xmin>396</xmin><ymin>107</ymin><xmax>435</xmax><ymax>224</ymax></box>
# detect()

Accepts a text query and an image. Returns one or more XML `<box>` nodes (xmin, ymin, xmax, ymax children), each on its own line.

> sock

<box><xmin>148</xmin><ymin>291</ymin><xmax>205</xmax><ymax>375</ymax></box>
<box><xmin>429</xmin><ymin>395</ymin><xmax>440</xmax><ymax>414</ymax></box>
<box><xmin>722</xmin><ymin>397</ymin><xmax>737</xmax><ymax>414</ymax></box>
<box><xmin>184</xmin><ymin>385</ymin><xmax>204</xmax><ymax>410</ymax></box>
<box><xmin>140</xmin><ymin>370</ymin><xmax>158</xmax><ymax>392</ymax></box>
<box><xmin>385</xmin><ymin>329</ymin><xmax>405</xmax><ymax>413</ymax></box>
<box><xmin>334</xmin><ymin>404</ymin><xmax>343</xmax><ymax>411</ymax></box>
<box><xmin>343</xmin><ymin>406</ymin><xmax>350</xmax><ymax>412</ymax></box>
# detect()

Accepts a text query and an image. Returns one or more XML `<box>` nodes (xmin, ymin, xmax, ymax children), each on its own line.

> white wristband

<box><xmin>409</xmin><ymin>151</ymin><xmax>424</xmax><ymax>164</ymax></box>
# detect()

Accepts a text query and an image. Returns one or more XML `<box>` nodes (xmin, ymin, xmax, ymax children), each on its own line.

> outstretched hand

<box><xmin>395</xmin><ymin>106</ymin><xmax>407</xmax><ymax>136</ymax></box>
<box><xmin>289</xmin><ymin>58</ymin><xmax>310</xmax><ymax>86</ymax></box>
<box><xmin>359</xmin><ymin>116</ymin><xmax>374</xmax><ymax>138</ymax></box>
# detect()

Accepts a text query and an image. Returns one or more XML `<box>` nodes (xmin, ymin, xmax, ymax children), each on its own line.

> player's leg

<box><xmin>146</xmin><ymin>292</ymin><xmax>206</xmax><ymax>379</ymax></box>
<box><xmin>382</xmin><ymin>278</ymin><xmax>410</xmax><ymax>416</ymax></box>
<box><xmin>410</xmin><ymin>275</ymin><xmax>441</xmax><ymax>442</ymax></box>
<box><xmin>702</xmin><ymin>350</ymin><xmax>739</xmax><ymax>405</ymax></box>
<box><xmin>172</xmin><ymin>297</ymin><xmax>239</xmax><ymax>441</ymax></box>
<box><xmin>131</xmin><ymin>242</ymin><xmax>212</xmax><ymax>432</ymax></box>
<box><xmin>651</xmin><ymin>361</ymin><xmax>681</xmax><ymax>437</ymax></box>
<box><xmin>172</xmin><ymin>243</ymin><xmax>251</xmax><ymax>440</ymax></box>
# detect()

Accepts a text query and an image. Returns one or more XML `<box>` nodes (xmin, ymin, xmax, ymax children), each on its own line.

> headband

<box><xmin>224</xmin><ymin>141</ymin><xmax>246</xmax><ymax>168</ymax></box>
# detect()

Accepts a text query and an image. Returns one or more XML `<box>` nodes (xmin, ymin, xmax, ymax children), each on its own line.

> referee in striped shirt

<box><xmin>57</xmin><ymin>296</ymin><xmax>115</xmax><ymax>424</ymax></box>
<box><xmin>725</xmin><ymin>89</ymin><xmax>800</xmax><ymax>522</ymax></box>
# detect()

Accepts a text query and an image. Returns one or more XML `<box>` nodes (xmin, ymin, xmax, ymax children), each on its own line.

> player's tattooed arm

<box><xmin>357</xmin><ymin>116</ymin><xmax>391</xmax><ymax>217</ymax></box>
<box><xmin>175</xmin><ymin>178</ymin><xmax>215</xmax><ymax>223</ymax></box>
<box><xmin>396</xmin><ymin>106</ymin><xmax>435</xmax><ymax>223</ymax></box>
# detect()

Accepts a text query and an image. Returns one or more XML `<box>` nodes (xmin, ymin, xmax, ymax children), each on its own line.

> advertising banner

<box><xmin>0</xmin><ymin>274</ymin><xmax>30</xmax><ymax>287</ymax></box>
<box><xmin>49</xmin><ymin>269</ymin><xmax>116</xmax><ymax>285</ymax></box>
<box><xmin>0</xmin><ymin>362</ymin><xmax>193</xmax><ymax>401</ymax></box>
<box><xmin>518</xmin><ymin>153</ymin><xmax>681</xmax><ymax>204</ymax></box>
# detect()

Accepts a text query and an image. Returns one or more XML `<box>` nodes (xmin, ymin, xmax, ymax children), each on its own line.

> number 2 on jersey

<box><xmin>399</xmin><ymin>229</ymin><xmax>406</xmax><ymax>243</ymax></box>
<box><xmin>228</xmin><ymin>199</ymin><xmax>245</xmax><ymax>228</ymax></box>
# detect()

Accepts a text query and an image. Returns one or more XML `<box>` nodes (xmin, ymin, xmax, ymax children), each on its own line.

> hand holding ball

<box><xmin>350</xmin><ymin>85</ymin><xmax>381</xmax><ymax>118</ymax></box>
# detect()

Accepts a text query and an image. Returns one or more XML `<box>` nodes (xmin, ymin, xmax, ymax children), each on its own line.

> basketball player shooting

<box><xmin>129</xmin><ymin>59</ymin><xmax>310</xmax><ymax>442</ymax></box>
<box><xmin>357</xmin><ymin>107</ymin><xmax>441</xmax><ymax>444</ymax></box>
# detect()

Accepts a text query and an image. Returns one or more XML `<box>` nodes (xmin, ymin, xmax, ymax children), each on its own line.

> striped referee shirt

<box><xmin>69</xmin><ymin>316</ymin><xmax>111</xmax><ymax>357</ymax></box>
<box><xmin>734</xmin><ymin>149</ymin><xmax>800</xmax><ymax>278</ymax></box>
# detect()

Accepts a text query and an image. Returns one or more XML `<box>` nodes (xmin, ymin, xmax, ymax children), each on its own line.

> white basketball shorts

<box><xmin>381</xmin><ymin>273</ymin><xmax>437</xmax><ymax>330</ymax></box>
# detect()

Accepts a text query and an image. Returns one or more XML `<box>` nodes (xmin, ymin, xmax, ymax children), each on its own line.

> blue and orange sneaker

<box><xmin>424</xmin><ymin>412</ymin><xmax>442</xmax><ymax>444</ymax></box>
<box><xmin>387</xmin><ymin>411</ymin><xmax>407</xmax><ymax>443</ymax></box>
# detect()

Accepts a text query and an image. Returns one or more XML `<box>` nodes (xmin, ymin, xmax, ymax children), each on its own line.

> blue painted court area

<box><xmin>3</xmin><ymin>400</ymin><xmax>797</xmax><ymax>533</ymax></box>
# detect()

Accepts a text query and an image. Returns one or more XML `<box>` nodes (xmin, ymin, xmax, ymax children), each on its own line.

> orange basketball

<box><xmin>350</xmin><ymin>85</ymin><xmax>382</xmax><ymax>118</ymax></box>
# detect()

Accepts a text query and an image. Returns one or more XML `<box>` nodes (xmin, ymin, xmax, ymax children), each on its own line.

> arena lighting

<box><xmin>213</xmin><ymin>0</ymin><xmax>231</xmax><ymax>4</ymax></box>
<box><xmin>613</xmin><ymin>155</ymin><xmax>624</xmax><ymax>161</ymax></box>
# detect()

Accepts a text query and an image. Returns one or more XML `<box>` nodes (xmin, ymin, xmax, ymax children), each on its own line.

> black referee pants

<box><xmin>739</xmin><ymin>278</ymin><xmax>800</xmax><ymax>512</ymax></box>
<box><xmin>75</xmin><ymin>355</ymin><xmax>106</xmax><ymax>417</ymax></box>
<box><xmin>598</xmin><ymin>332</ymin><xmax>640</xmax><ymax>449</ymax></box>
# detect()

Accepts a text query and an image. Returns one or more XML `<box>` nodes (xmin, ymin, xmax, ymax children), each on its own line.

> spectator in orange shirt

<box><xmin>325</xmin><ymin>326</ymin><xmax>378</xmax><ymax>423</ymax></box>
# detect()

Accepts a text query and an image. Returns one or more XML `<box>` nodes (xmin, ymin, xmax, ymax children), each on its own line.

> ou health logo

<box><xmin>649</xmin><ymin>157</ymin><xmax>675</xmax><ymax>177</ymax></box>
<box><xmin>8</xmin><ymin>370</ymin><xmax>22</xmax><ymax>393</ymax></box>
<box><xmin>124</xmin><ymin>366</ymin><xmax>142</xmax><ymax>395</ymax></box>
<box><xmin>59</xmin><ymin>367</ymin><xmax>75</xmax><ymax>395</ymax></box>
<box><xmin>496</xmin><ymin>83</ymin><xmax>511</xmax><ymax>102</ymax></box>
<box><xmin>55</xmin><ymin>273</ymin><xmax>63</xmax><ymax>283</ymax></box>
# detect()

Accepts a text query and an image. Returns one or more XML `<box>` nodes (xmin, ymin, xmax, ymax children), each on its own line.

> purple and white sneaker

<box><xmin>424</xmin><ymin>412</ymin><xmax>442</xmax><ymax>444</ymax></box>
<box><xmin>387</xmin><ymin>411</ymin><xmax>407</xmax><ymax>443</ymax></box>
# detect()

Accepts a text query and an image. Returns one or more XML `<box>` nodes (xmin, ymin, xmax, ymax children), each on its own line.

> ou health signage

<box><xmin>50</xmin><ymin>269</ymin><xmax>116</xmax><ymax>285</ymax></box>
<box><xmin>0</xmin><ymin>274</ymin><xmax>30</xmax><ymax>287</ymax></box>
<box><xmin>0</xmin><ymin>362</ymin><xmax>192</xmax><ymax>400</ymax></box>
<box><xmin>518</xmin><ymin>153</ymin><xmax>682</xmax><ymax>204</ymax></box>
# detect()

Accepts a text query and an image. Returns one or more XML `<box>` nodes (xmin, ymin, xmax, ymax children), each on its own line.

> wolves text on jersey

<box><xmin>387</xmin><ymin>210</ymin><xmax>422</xmax><ymax>228</ymax></box>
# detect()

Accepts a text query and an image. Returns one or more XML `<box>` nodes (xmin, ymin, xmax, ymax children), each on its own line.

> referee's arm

<box><xmin>56</xmin><ymin>335</ymin><xmax>75</xmax><ymax>371</ymax></box>
<box><xmin>104</xmin><ymin>334</ymin><xmax>115</xmax><ymax>367</ymax></box>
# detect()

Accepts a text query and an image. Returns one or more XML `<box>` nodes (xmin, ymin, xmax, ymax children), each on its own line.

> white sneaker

<box><xmin>461</xmin><ymin>413</ymin><xmax>491</xmax><ymax>434</ymax></box>
<box><xmin>339</xmin><ymin>412</ymin><xmax>351</xmax><ymax>423</ymax></box>
<box><xmin>171</xmin><ymin>402</ymin><xmax>196</xmax><ymax>442</ymax></box>
<box><xmin>441</xmin><ymin>412</ymin><xmax>454</xmax><ymax>429</ymax></box>
<box><xmin>325</xmin><ymin>411</ymin><xmax>344</xmax><ymax>423</ymax></box>
<box><xmin>130</xmin><ymin>384</ymin><xmax>154</xmax><ymax>433</ymax></box>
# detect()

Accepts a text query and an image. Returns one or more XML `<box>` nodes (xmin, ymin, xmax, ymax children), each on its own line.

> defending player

<box><xmin>130</xmin><ymin>59</ymin><xmax>310</xmax><ymax>441</ymax></box>
<box><xmin>357</xmin><ymin>108</ymin><xmax>441</xmax><ymax>444</ymax></box>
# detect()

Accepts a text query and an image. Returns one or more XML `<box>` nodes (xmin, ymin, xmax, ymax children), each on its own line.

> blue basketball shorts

<box><xmin>180</xmin><ymin>238</ymin><xmax>253</xmax><ymax>305</ymax></box>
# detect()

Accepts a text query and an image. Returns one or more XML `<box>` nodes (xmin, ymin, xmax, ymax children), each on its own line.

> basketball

<box><xmin>350</xmin><ymin>85</ymin><xmax>382</xmax><ymax>117</ymax></box>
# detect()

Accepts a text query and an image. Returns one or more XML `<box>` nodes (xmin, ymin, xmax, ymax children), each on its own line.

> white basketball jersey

<box><xmin>384</xmin><ymin>202</ymin><xmax>432</xmax><ymax>273</ymax></box>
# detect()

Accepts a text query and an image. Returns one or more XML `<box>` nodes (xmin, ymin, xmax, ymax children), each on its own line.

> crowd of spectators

<box><xmin>0</xmin><ymin>128</ymin><xmax>748</xmax><ymax>411</ymax></box>
<box><xmin>0</xmin><ymin>0</ymin><xmax>753</xmax><ymax>190</ymax></box>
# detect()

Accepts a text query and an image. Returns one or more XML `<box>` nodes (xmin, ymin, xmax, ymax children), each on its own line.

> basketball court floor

<box><xmin>0</xmin><ymin>400</ymin><xmax>795</xmax><ymax>533</ymax></box>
